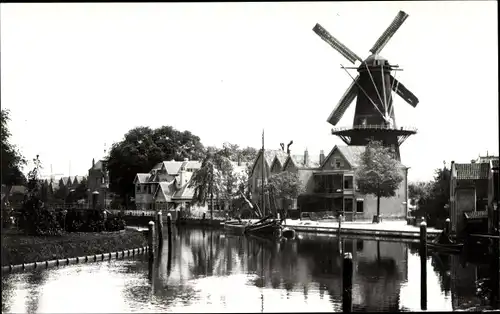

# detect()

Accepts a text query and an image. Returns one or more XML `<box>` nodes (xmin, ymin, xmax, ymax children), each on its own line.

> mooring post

<box><xmin>420</xmin><ymin>221</ymin><xmax>427</xmax><ymax>310</ymax></box>
<box><xmin>167</xmin><ymin>213</ymin><xmax>172</xmax><ymax>249</ymax></box>
<box><xmin>156</xmin><ymin>211</ymin><xmax>164</xmax><ymax>248</ymax></box>
<box><xmin>148</xmin><ymin>221</ymin><xmax>155</xmax><ymax>259</ymax></box>
<box><xmin>444</xmin><ymin>218</ymin><xmax>450</xmax><ymax>236</ymax></box>
<box><xmin>342</xmin><ymin>252</ymin><xmax>353</xmax><ymax>313</ymax></box>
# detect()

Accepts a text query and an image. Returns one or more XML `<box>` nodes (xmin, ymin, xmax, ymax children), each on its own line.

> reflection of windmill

<box><xmin>313</xmin><ymin>11</ymin><xmax>419</xmax><ymax>161</ymax></box>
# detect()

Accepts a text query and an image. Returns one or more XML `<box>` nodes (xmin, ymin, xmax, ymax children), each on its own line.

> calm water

<box><xmin>2</xmin><ymin>227</ymin><xmax>499</xmax><ymax>313</ymax></box>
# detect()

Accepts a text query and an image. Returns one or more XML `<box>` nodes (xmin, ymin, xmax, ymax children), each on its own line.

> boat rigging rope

<box><xmin>340</xmin><ymin>64</ymin><xmax>386</xmax><ymax>119</ymax></box>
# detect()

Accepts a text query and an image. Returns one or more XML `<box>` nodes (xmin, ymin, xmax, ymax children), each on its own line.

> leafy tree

<box><xmin>355</xmin><ymin>141</ymin><xmax>404</xmax><ymax>223</ymax></box>
<box><xmin>267</xmin><ymin>171</ymin><xmax>305</xmax><ymax>216</ymax></box>
<box><xmin>189</xmin><ymin>148</ymin><xmax>233</xmax><ymax>220</ymax></box>
<box><xmin>17</xmin><ymin>155</ymin><xmax>62</xmax><ymax>235</ymax></box>
<box><xmin>414</xmin><ymin>166</ymin><xmax>451</xmax><ymax>227</ymax></box>
<box><xmin>408</xmin><ymin>181</ymin><xmax>432</xmax><ymax>206</ymax></box>
<box><xmin>1</xmin><ymin>109</ymin><xmax>27</xmax><ymax>186</ymax></box>
<box><xmin>107</xmin><ymin>126</ymin><xmax>205</xmax><ymax>203</ymax></box>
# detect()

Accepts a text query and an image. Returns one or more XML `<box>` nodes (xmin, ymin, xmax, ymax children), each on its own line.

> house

<box><xmin>249</xmin><ymin>149</ymin><xmax>289</xmax><ymax>210</ymax></box>
<box><xmin>4</xmin><ymin>185</ymin><xmax>28</xmax><ymax>210</ymax></box>
<box><xmin>87</xmin><ymin>158</ymin><xmax>110</xmax><ymax>209</ymax></box>
<box><xmin>249</xmin><ymin>145</ymin><xmax>409</xmax><ymax>221</ymax></box>
<box><xmin>134</xmin><ymin>159</ymin><xmax>202</xmax><ymax>211</ymax></box>
<box><xmin>449</xmin><ymin>158</ymin><xmax>498</xmax><ymax>234</ymax></box>
<box><xmin>301</xmin><ymin>145</ymin><xmax>408</xmax><ymax>221</ymax></box>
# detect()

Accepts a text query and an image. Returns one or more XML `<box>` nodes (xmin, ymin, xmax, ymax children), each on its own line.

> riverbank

<box><xmin>283</xmin><ymin>219</ymin><xmax>442</xmax><ymax>239</ymax></box>
<box><xmin>1</xmin><ymin>228</ymin><xmax>147</xmax><ymax>266</ymax></box>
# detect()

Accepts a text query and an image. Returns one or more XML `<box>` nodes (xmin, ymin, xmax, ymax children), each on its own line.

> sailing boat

<box><xmin>244</xmin><ymin>130</ymin><xmax>283</xmax><ymax>237</ymax></box>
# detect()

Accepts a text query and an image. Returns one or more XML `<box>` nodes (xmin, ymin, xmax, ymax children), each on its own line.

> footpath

<box><xmin>283</xmin><ymin>219</ymin><xmax>442</xmax><ymax>239</ymax></box>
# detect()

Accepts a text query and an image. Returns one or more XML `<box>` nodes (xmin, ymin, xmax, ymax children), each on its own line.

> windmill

<box><xmin>313</xmin><ymin>10</ymin><xmax>419</xmax><ymax>161</ymax></box>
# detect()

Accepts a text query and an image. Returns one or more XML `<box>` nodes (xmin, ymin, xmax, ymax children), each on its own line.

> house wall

<box><xmin>322</xmin><ymin>149</ymin><xmax>352</xmax><ymax>171</ymax></box>
<box><xmin>135</xmin><ymin>183</ymin><xmax>156</xmax><ymax>210</ymax></box>
<box><xmin>455</xmin><ymin>188</ymin><xmax>476</xmax><ymax>233</ymax></box>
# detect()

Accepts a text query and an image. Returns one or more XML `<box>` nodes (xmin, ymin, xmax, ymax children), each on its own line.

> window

<box><xmin>344</xmin><ymin>175</ymin><xmax>353</xmax><ymax>189</ymax></box>
<box><xmin>136</xmin><ymin>185</ymin><xmax>140</xmax><ymax>192</ymax></box>
<box><xmin>332</xmin><ymin>158</ymin><xmax>343</xmax><ymax>169</ymax></box>
<box><xmin>356</xmin><ymin>200</ymin><xmax>364</xmax><ymax>213</ymax></box>
<box><xmin>344</xmin><ymin>198</ymin><xmax>353</xmax><ymax>212</ymax></box>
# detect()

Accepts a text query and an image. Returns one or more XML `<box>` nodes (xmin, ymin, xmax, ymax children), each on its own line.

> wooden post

<box><xmin>148</xmin><ymin>221</ymin><xmax>155</xmax><ymax>259</ymax></box>
<box><xmin>342</xmin><ymin>252</ymin><xmax>353</xmax><ymax>313</ymax></box>
<box><xmin>420</xmin><ymin>221</ymin><xmax>427</xmax><ymax>310</ymax></box>
<box><xmin>338</xmin><ymin>214</ymin><xmax>343</xmax><ymax>254</ymax></box>
<box><xmin>148</xmin><ymin>221</ymin><xmax>155</xmax><ymax>281</ymax></box>
<box><xmin>156</xmin><ymin>211</ymin><xmax>164</xmax><ymax>248</ymax></box>
<box><xmin>444</xmin><ymin>218</ymin><xmax>451</xmax><ymax>236</ymax></box>
<box><xmin>167</xmin><ymin>213</ymin><xmax>172</xmax><ymax>249</ymax></box>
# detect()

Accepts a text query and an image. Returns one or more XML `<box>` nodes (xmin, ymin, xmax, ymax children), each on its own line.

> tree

<box><xmin>189</xmin><ymin>148</ymin><xmax>233</xmax><ymax>220</ymax></box>
<box><xmin>17</xmin><ymin>155</ymin><xmax>62</xmax><ymax>235</ymax></box>
<box><xmin>355</xmin><ymin>141</ymin><xmax>404</xmax><ymax>223</ymax></box>
<box><xmin>414</xmin><ymin>166</ymin><xmax>451</xmax><ymax>227</ymax></box>
<box><xmin>267</xmin><ymin>171</ymin><xmax>305</xmax><ymax>216</ymax></box>
<box><xmin>408</xmin><ymin>181</ymin><xmax>432</xmax><ymax>206</ymax></box>
<box><xmin>107</xmin><ymin>126</ymin><xmax>205</xmax><ymax>203</ymax></box>
<box><xmin>1</xmin><ymin>109</ymin><xmax>27</xmax><ymax>186</ymax></box>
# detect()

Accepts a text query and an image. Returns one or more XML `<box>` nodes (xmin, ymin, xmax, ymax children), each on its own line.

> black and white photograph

<box><xmin>1</xmin><ymin>1</ymin><xmax>499</xmax><ymax>312</ymax></box>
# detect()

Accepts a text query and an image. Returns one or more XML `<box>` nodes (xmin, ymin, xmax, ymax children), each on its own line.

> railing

<box><xmin>332</xmin><ymin>125</ymin><xmax>418</xmax><ymax>133</ymax></box>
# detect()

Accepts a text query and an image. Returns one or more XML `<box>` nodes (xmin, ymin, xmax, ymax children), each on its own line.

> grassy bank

<box><xmin>1</xmin><ymin>229</ymin><xmax>147</xmax><ymax>266</ymax></box>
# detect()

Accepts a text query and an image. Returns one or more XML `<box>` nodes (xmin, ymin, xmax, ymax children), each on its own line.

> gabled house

<box><xmin>450</xmin><ymin>157</ymin><xmax>499</xmax><ymax>234</ymax></box>
<box><xmin>87</xmin><ymin>158</ymin><xmax>110</xmax><ymax>209</ymax></box>
<box><xmin>299</xmin><ymin>145</ymin><xmax>408</xmax><ymax>221</ymax></box>
<box><xmin>134</xmin><ymin>159</ymin><xmax>202</xmax><ymax>211</ymax></box>
<box><xmin>249</xmin><ymin>149</ymin><xmax>289</xmax><ymax>207</ymax></box>
<box><xmin>270</xmin><ymin>154</ymin><xmax>288</xmax><ymax>174</ymax></box>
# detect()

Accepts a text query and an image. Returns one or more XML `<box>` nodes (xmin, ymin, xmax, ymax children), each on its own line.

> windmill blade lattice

<box><xmin>369</xmin><ymin>11</ymin><xmax>409</xmax><ymax>55</ymax></box>
<box><xmin>313</xmin><ymin>24</ymin><xmax>363</xmax><ymax>64</ymax></box>
<box><xmin>327</xmin><ymin>77</ymin><xmax>359</xmax><ymax>126</ymax></box>
<box><xmin>390</xmin><ymin>75</ymin><xmax>419</xmax><ymax>107</ymax></box>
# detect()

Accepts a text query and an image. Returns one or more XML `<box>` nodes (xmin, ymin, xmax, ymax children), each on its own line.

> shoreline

<box><xmin>1</xmin><ymin>228</ymin><xmax>148</xmax><ymax>268</ymax></box>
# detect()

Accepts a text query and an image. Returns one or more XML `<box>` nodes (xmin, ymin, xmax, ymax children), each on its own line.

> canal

<box><xmin>2</xmin><ymin>226</ymin><xmax>499</xmax><ymax>313</ymax></box>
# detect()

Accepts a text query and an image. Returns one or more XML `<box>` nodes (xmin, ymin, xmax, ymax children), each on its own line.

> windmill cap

<box><xmin>364</xmin><ymin>54</ymin><xmax>388</xmax><ymax>63</ymax></box>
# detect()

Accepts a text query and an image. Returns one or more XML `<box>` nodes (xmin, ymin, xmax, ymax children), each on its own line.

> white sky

<box><xmin>1</xmin><ymin>1</ymin><xmax>498</xmax><ymax>182</ymax></box>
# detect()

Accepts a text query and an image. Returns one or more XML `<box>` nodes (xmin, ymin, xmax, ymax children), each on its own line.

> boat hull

<box><xmin>223</xmin><ymin>222</ymin><xmax>246</xmax><ymax>235</ymax></box>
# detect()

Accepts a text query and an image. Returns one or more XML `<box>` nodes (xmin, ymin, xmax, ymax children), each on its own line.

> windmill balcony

<box><xmin>331</xmin><ymin>125</ymin><xmax>418</xmax><ymax>133</ymax></box>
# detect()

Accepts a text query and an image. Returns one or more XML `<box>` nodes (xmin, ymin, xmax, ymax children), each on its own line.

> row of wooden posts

<box><xmin>337</xmin><ymin>215</ymin><xmax>444</xmax><ymax>312</ymax></box>
<box><xmin>145</xmin><ymin>213</ymin><xmax>443</xmax><ymax>312</ymax></box>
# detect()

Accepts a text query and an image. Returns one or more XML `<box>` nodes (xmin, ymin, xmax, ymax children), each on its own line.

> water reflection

<box><xmin>2</xmin><ymin>227</ymin><xmax>498</xmax><ymax>313</ymax></box>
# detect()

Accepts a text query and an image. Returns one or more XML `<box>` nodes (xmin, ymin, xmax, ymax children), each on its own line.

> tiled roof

<box><xmin>135</xmin><ymin>173</ymin><xmax>150</xmax><ymax>184</ymax></box>
<box><xmin>262</xmin><ymin>149</ymin><xmax>288</xmax><ymax>166</ymax></box>
<box><xmin>155</xmin><ymin>180</ymin><xmax>176</xmax><ymax>201</ymax></box>
<box><xmin>172</xmin><ymin>182</ymin><xmax>195</xmax><ymax>200</ymax></box>
<box><xmin>288</xmin><ymin>154</ymin><xmax>320</xmax><ymax>169</ymax></box>
<box><xmin>337</xmin><ymin>146</ymin><xmax>366</xmax><ymax>168</ymax></box>
<box><xmin>455</xmin><ymin>163</ymin><xmax>490</xmax><ymax>180</ymax></box>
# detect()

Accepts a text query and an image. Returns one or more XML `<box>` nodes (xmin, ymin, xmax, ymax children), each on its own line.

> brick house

<box><xmin>249</xmin><ymin>145</ymin><xmax>409</xmax><ymax>221</ymax></box>
<box><xmin>87</xmin><ymin>158</ymin><xmax>110</xmax><ymax>208</ymax></box>
<box><xmin>449</xmin><ymin>157</ymin><xmax>499</xmax><ymax>234</ymax></box>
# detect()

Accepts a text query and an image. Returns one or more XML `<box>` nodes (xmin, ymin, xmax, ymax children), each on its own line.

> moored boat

<box><xmin>223</xmin><ymin>220</ymin><xmax>247</xmax><ymax>235</ymax></box>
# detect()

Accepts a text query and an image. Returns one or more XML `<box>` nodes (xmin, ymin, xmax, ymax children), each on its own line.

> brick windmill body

<box><xmin>313</xmin><ymin>11</ymin><xmax>419</xmax><ymax>161</ymax></box>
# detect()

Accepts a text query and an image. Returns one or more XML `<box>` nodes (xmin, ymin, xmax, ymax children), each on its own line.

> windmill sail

<box><xmin>313</xmin><ymin>24</ymin><xmax>362</xmax><ymax>64</ymax></box>
<box><xmin>369</xmin><ymin>11</ymin><xmax>409</xmax><ymax>55</ymax></box>
<box><xmin>390</xmin><ymin>75</ymin><xmax>419</xmax><ymax>107</ymax></box>
<box><xmin>327</xmin><ymin>77</ymin><xmax>359</xmax><ymax>126</ymax></box>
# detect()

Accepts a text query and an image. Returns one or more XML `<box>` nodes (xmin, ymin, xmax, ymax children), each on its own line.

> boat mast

<box><xmin>261</xmin><ymin>129</ymin><xmax>266</xmax><ymax>217</ymax></box>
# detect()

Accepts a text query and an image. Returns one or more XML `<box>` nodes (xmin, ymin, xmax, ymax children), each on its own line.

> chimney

<box><xmin>319</xmin><ymin>150</ymin><xmax>325</xmax><ymax>165</ymax></box>
<box><xmin>92</xmin><ymin>158</ymin><xmax>95</xmax><ymax>168</ymax></box>
<box><xmin>304</xmin><ymin>148</ymin><xmax>309</xmax><ymax>166</ymax></box>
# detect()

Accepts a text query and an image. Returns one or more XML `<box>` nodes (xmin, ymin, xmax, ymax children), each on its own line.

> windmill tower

<box><xmin>313</xmin><ymin>11</ymin><xmax>419</xmax><ymax>161</ymax></box>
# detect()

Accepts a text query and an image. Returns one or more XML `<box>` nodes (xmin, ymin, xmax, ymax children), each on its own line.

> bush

<box><xmin>61</xmin><ymin>208</ymin><xmax>125</xmax><ymax>233</ymax></box>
